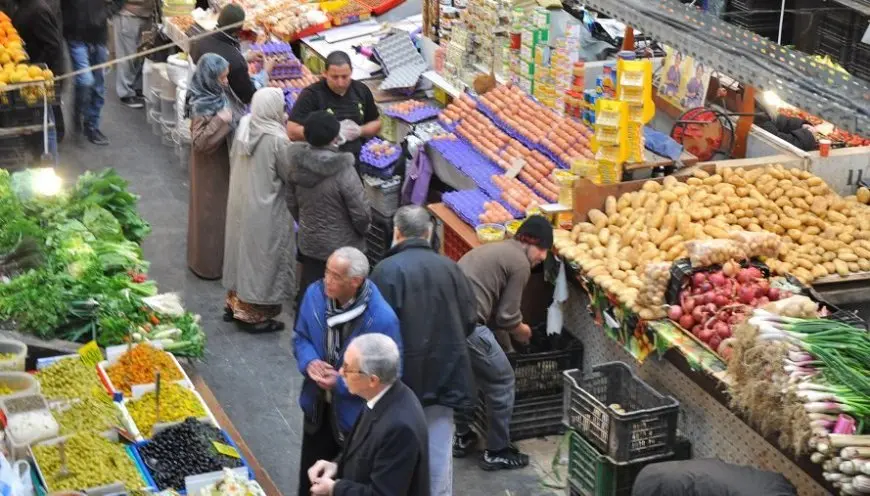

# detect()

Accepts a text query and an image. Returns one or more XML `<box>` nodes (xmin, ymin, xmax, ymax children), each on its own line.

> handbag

<box><xmin>138</xmin><ymin>0</ymin><xmax>174</xmax><ymax>62</ymax></box>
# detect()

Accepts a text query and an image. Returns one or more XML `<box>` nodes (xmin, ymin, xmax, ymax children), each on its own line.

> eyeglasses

<box><xmin>339</xmin><ymin>364</ymin><xmax>367</xmax><ymax>376</ymax></box>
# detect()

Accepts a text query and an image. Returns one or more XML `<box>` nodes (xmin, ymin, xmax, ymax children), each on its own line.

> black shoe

<box><xmin>478</xmin><ymin>446</ymin><xmax>530</xmax><ymax>471</ymax></box>
<box><xmin>223</xmin><ymin>307</ymin><xmax>234</xmax><ymax>322</ymax></box>
<box><xmin>238</xmin><ymin>319</ymin><xmax>285</xmax><ymax>334</ymax></box>
<box><xmin>121</xmin><ymin>96</ymin><xmax>145</xmax><ymax>109</ymax></box>
<box><xmin>86</xmin><ymin>129</ymin><xmax>110</xmax><ymax>146</ymax></box>
<box><xmin>453</xmin><ymin>430</ymin><xmax>478</xmax><ymax>458</ymax></box>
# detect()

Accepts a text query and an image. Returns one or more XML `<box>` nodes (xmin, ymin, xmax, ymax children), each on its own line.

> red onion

<box><xmin>736</xmin><ymin>268</ymin><xmax>755</xmax><ymax>284</ymax></box>
<box><xmin>699</xmin><ymin>329</ymin><xmax>715</xmax><ymax>342</ymax></box>
<box><xmin>679</xmin><ymin>314</ymin><xmax>695</xmax><ymax>329</ymax></box>
<box><xmin>713</xmin><ymin>294</ymin><xmax>730</xmax><ymax>307</ymax></box>
<box><xmin>698</xmin><ymin>281</ymin><xmax>712</xmax><ymax>293</ymax></box>
<box><xmin>708</xmin><ymin>271</ymin><xmax>726</xmax><ymax>287</ymax></box>
<box><xmin>768</xmin><ymin>288</ymin><xmax>781</xmax><ymax>301</ymax></box>
<box><xmin>705</xmin><ymin>303</ymin><xmax>718</xmax><ymax>313</ymax></box>
<box><xmin>682</xmin><ymin>295</ymin><xmax>696</xmax><ymax>313</ymax></box>
<box><xmin>692</xmin><ymin>306</ymin><xmax>705</xmax><ymax>322</ymax></box>
<box><xmin>746</xmin><ymin>267</ymin><xmax>763</xmax><ymax>279</ymax></box>
<box><xmin>718</xmin><ymin>338</ymin><xmax>736</xmax><ymax>361</ymax></box>
<box><xmin>709</xmin><ymin>334</ymin><xmax>723</xmax><ymax>350</ymax></box>
<box><xmin>691</xmin><ymin>325</ymin><xmax>703</xmax><ymax>337</ymax></box>
<box><xmin>737</xmin><ymin>285</ymin><xmax>755</xmax><ymax>304</ymax></box>
<box><xmin>757</xmin><ymin>296</ymin><xmax>770</xmax><ymax>306</ymax></box>
<box><xmin>692</xmin><ymin>272</ymin><xmax>707</xmax><ymax>286</ymax></box>
<box><xmin>667</xmin><ymin>305</ymin><xmax>683</xmax><ymax>321</ymax></box>
<box><xmin>715</xmin><ymin>322</ymin><xmax>732</xmax><ymax>339</ymax></box>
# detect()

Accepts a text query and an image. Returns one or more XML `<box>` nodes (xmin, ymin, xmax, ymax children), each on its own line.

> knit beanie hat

<box><xmin>217</xmin><ymin>4</ymin><xmax>246</xmax><ymax>31</ymax></box>
<box><xmin>515</xmin><ymin>215</ymin><xmax>553</xmax><ymax>249</ymax></box>
<box><xmin>304</xmin><ymin>111</ymin><xmax>341</xmax><ymax>147</ymax></box>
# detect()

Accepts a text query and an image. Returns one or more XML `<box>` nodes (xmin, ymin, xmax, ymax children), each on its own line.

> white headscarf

<box><xmin>236</xmin><ymin>88</ymin><xmax>289</xmax><ymax>155</ymax></box>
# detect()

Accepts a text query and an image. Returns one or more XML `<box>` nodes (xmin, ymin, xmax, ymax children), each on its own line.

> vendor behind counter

<box><xmin>287</xmin><ymin>51</ymin><xmax>381</xmax><ymax>165</ymax></box>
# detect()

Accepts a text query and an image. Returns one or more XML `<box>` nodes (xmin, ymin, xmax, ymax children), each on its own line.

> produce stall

<box><xmin>0</xmin><ymin>336</ymin><xmax>279</xmax><ymax>495</ymax></box>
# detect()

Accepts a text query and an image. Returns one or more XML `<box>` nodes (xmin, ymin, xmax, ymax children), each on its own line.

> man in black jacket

<box><xmin>308</xmin><ymin>333</ymin><xmax>429</xmax><ymax>496</ymax></box>
<box><xmin>8</xmin><ymin>0</ymin><xmax>66</xmax><ymax>141</ymax></box>
<box><xmin>190</xmin><ymin>4</ymin><xmax>257</xmax><ymax>105</ymax></box>
<box><xmin>61</xmin><ymin>0</ymin><xmax>112</xmax><ymax>145</ymax></box>
<box><xmin>369</xmin><ymin>205</ymin><xmax>475</xmax><ymax>496</ymax></box>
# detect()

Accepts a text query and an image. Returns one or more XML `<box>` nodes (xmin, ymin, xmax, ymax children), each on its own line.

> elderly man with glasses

<box><xmin>308</xmin><ymin>333</ymin><xmax>429</xmax><ymax>496</ymax></box>
<box><xmin>293</xmin><ymin>247</ymin><xmax>402</xmax><ymax>496</ymax></box>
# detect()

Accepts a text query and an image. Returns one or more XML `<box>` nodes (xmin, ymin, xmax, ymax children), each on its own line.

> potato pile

<box><xmin>554</xmin><ymin>164</ymin><xmax>870</xmax><ymax>320</ymax></box>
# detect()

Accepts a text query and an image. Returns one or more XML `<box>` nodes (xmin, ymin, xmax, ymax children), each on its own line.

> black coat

<box><xmin>370</xmin><ymin>238</ymin><xmax>476</xmax><ymax>411</ymax></box>
<box><xmin>10</xmin><ymin>0</ymin><xmax>64</xmax><ymax>76</ymax></box>
<box><xmin>334</xmin><ymin>382</ymin><xmax>430</xmax><ymax>496</ymax></box>
<box><xmin>756</xmin><ymin>114</ymin><xmax>818</xmax><ymax>152</ymax></box>
<box><xmin>190</xmin><ymin>30</ymin><xmax>256</xmax><ymax>105</ymax></box>
<box><xmin>631</xmin><ymin>459</ymin><xmax>797</xmax><ymax>496</ymax></box>
<box><xmin>60</xmin><ymin>0</ymin><xmax>114</xmax><ymax>44</ymax></box>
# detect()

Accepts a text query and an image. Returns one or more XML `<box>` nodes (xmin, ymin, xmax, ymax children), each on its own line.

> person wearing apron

<box><xmin>287</xmin><ymin>50</ymin><xmax>381</xmax><ymax>170</ymax></box>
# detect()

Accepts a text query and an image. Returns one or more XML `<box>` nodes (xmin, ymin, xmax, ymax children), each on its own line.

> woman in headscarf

<box><xmin>186</xmin><ymin>53</ymin><xmax>234</xmax><ymax>280</ymax></box>
<box><xmin>222</xmin><ymin>88</ymin><xmax>297</xmax><ymax>333</ymax></box>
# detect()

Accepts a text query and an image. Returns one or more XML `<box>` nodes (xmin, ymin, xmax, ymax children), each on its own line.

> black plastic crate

<box><xmin>0</xmin><ymin>135</ymin><xmax>38</xmax><ymax>170</ymax></box>
<box><xmin>562</xmin><ymin>362</ymin><xmax>680</xmax><ymax>463</ymax></box>
<box><xmin>847</xmin><ymin>44</ymin><xmax>870</xmax><ymax>82</ymax></box>
<box><xmin>567</xmin><ymin>430</ymin><xmax>692</xmax><ymax>496</ymax></box>
<box><xmin>728</xmin><ymin>0</ymin><xmax>786</xmax><ymax>10</ymax></box>
<box><xmin>0</xmin><ymin>106</ymin><xmax>46</xmax><ymax>128</ymax></box>
<box><xmin>815</xmin><ymin>30</ymin><xmax>853</xmax><ymax>64</ymax></box>
<box><xmin>365</xmin><ymin>209</ymin><xmax>393</xmax><ymax>267</ymax></box>
<box><xmin>511</xmin><ymin>329</ymin><xmax>584</xmax><ymax>400</ymax></box>
<box><xmin>472</xmin><ymin>392</ymin><xmax>564</xmax><ymax>441</ymax></box>
<box><xmin>824</xmin><ymin>310</ymin><xmax>867</xmax><ymax>330</ymax></box>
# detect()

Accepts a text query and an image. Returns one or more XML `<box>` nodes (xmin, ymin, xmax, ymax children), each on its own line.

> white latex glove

<box><xmin>339</xmin><ymin>119</ymin><xmax>362</xmax><ymax>142</ymax></box>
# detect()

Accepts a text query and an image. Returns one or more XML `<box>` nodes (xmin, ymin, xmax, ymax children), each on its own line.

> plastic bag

<box><xmin>685</xmin><ymin>239</ymin><xmax>746</xmax><ymax>267</ymax></box>
<box><xmin>0</xmin><ymin>454</ymin><xmax>34</xmax><ymax>496</ymax></box>
<box><xmin>339</xmin><ymin>119</ymin><xmax>361</xmax><ymax>142</ymax></box>
<box><xmin>636</xmin><ymin>261</ymin><xmax>672</xmax><ymax>310</ymax></box>
<box><xmin>729</xmin><ymin>231</ymin><xmax>780</xmax><ymax>259</ymax></box>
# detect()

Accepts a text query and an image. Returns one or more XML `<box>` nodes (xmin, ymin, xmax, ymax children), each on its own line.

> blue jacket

<box><xmin>293</xmin><ymin>280</ymin><xmax>402</xmax><ymax>435</ymax></box>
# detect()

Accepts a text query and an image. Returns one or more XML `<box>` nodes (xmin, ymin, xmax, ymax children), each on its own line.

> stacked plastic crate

<box><xmin>562</xmin><ymin>362</ymin><xmax>690</xmax><ymax>495</ymax></box>
<box><xmin>725</xmin><ymin>0</ymin><xmax>795</xmax><ymax>44</ymax></box>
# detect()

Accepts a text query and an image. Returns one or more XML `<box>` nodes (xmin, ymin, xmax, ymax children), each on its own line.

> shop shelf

<box><xmin>567</xmin><ymin>430</ymin><xmax>692</xmax><ymax>496</ymax></box>
<box><xmin>562</xmin><ymin>362</ymin><xmax>680</xmax><ymax>463</ymax></box>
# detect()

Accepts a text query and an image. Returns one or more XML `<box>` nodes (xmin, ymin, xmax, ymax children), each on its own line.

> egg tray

<box><xmin>379</xmin><ymin>62</ymin><xmax>428</xmax><ymax>92</ymax></box>
<box><xmin>383</xmin><ymin>104</ymin><xmax>441</xmax><ymax>123</ymax></box>
<box><xmin>442</xmin><ymin>189</ymin><xmax>490</xmax><ymax>227</ymax></box>
<box><xmin>426</xmin><ymin>137</ymin><xmax>502</xmax><ymax>198</ymax></box>
<box><xmin>283</xmin><ymin>87</ymin><xmax>302</xmax><ymax>114</ymax></box>
<box><xmin>374</xmin><ymin>31</ymin><xmax>424</xmax><ymax>75</ymax></box>
<box><xmin>360</xmin><ymin>139</ymin><xmax>402</xmax><ymax>167</ymax></box>
<box><xmin>437</xmin><ymin>116</ymin><xmax>458</xmax><ymax>132</ymax></box>
<box><xmin>250</xmin><ymin>42</ymin><xmax>296</xmax><ymax>57</ymax></box>
<box><xmin>271</xmin><ymin>64</ymin><xmax>304</xmax><ymax>80</ymax></box>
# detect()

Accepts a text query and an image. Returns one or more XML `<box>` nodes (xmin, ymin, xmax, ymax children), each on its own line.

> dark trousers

<box><xmin>298</xmin><ymin>402</ymin><xmax>342</xmax><ymax>496</ymax></box>
<box><xmin>296</xmin><ymin>252</ymin><xmax>327</xmax><ymax>307</ymax></box>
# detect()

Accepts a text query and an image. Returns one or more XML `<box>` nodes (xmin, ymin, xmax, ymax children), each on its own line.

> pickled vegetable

<box><xmin>0</xmin><ymin>384</ymin><xmax>14</xmax><ymax>395</ymax></box>
<box><xmin>107</xmin><ymin>344</ymin><xmax>184</xmax><ymax>396</ymax></box>
<box><xmin>37</xmin><ymin>358</ymin><xmax>103</xmax><ymax>400</ymax></box>
<box><xmin>32</xmin><ymin>432</ymin><xmax>143</xmax><ymax>492</ymax></box>
<box><xmin>53</xmin><ymin>392</ymin><xmax>121</xmax><ymax>435</ymax></box>
<box><xmin>475</xmin><ymin>224</ymin><xmax>506</xmax><ymax>243</ymax></box>
<box><xmin>139</xmin><ymin>418</ymin><xmax>243</xmax><ymax>491</ymax></box>
<box><xmin>127</xmin><ymin>383</ymin><xmax>206</xmax><ymax>435</ymax></box>
<box><xmin>0</xmin><ymin>353</ymin><xmax>18</xmax><ymax>361</ymax></box>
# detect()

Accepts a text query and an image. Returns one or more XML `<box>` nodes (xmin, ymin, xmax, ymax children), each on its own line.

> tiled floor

<box><xmin>55</xmin><ymin>78</ymin><xmax>563</xmax><ymax>496</ymax></box>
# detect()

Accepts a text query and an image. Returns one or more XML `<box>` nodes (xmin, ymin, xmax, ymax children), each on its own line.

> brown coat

<box><xmin>188</xmin><ymin>115</ymin><xmax>232</xmax><ymax>279</ymax></box>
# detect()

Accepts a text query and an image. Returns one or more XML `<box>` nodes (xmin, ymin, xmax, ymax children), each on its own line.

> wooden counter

<box><xmin>428</xmin><ymin>202</ymin><xmax>480</xmax><ymax>252</ymax></box>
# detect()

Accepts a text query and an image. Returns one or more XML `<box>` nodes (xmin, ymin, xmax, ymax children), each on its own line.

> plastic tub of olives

<box><xmin>0</xmin><ymin>371</ymin><xmax>40</xmax><ymax>400</ymax></box>
<box><xmin>122</xmin><ymin>382</ymin><xmax>220</xmax><ymax>441</ymax></box>
<box><xmin>0</xmin><ymin>338</ymin><xmax>28</xmax><ymax>372</ymax></box>
<box><xmin>29</xmin><ymin>430</ymin><xmax>155</xmax><ymax>494</ymax></box>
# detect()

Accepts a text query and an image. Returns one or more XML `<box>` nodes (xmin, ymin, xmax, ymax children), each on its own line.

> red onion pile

<box><xmin>667</xmin><ymin>266</ymin><xmax>790</xmax><ymax>360</ymax></box>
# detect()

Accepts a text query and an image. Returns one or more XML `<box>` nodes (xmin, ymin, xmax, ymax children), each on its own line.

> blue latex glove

<box><xmin>644</xmin><ymin>126</ymin><xmax>683</xmax><ymax>161</ymax></box>
<box><xmin>251</xmin><ymin>69</ymin><xmax>269</xmax><ymax>90</ymax></box>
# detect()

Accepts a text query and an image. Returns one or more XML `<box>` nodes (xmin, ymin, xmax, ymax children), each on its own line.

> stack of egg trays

<box><xmin>383</xmin><ymin>104</ymin><xmax>441</xmax><ymax>123</ymax></box>
<box><xmin>427</xmin><ymin>137</ymin><xmax>501</xmax><ymax>198</ymax></box>
<box><xmin>360</xmin><ymin>139</ymin><xmax>402</xmax><ymax>179</ymax></box>
<box><xmin>442</xmin><ymin>189</ymin><xmax>490</xmax><ymax>227</ymax></box>
<box><xmin>283</xmin><ymin>87</ymin><xmax>303</xmax><ymax>114</ymax></box>
<box><xmin>380</xmin><ymin>61</ymin><xmax>428</xmax><ymax>92</ymax></box>
<box><xmin>374</xmin><ymin>31</ymin><xmax>427</xmax><ymax>91</ymax></box>
<box><xmin>250</xmin><ymin>42</ymin><xmax>296</xmax><ymax>57</ymax></box>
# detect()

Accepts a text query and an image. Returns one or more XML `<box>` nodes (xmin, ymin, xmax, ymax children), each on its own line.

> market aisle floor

<box><xmin>55</xmin><ymin>80</ymin><xmax>561</xmax><ymax>496</ymax></box>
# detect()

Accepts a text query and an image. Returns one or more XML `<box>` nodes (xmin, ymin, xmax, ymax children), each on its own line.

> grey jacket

<box><xmin>288</xmin><ymin>144</ymin><xmax>371</xmax><ymax>260</ymax></box>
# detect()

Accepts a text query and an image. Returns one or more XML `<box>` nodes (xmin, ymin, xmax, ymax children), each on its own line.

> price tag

<box><xmin>78</xmin><ymin>340</ymin><xmax>103</xmax><ymax>368</ymax></box>
<box><xmin>505</xmin><ymin>158</ymin><xmax>526</xmax><ymax>179</ymax></box>
<box><xmin>212</xmin><ymin>441</ymin><xmax>241</xmax><ymax>459</ymax></box>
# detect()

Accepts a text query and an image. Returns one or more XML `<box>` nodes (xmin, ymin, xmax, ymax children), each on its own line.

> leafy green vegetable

<box><xmin>83</xmin><ymin>206</ymin><xmax>124</xmax><ymax>242</ymax></box>
<box><xmin>70</xmin><ymin>169</ymin><xmax>151</xmax><ymax>243</ymax></box>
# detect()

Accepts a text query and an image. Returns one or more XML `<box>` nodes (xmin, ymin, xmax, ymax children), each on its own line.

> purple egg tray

<box><xmin>251</xmin><ymin>42</ymin><xmax>297</xmax><ymax>57</ymax></box>
<box><xmin>437</xmin><ymin>115</ymin><xmax>458</xmax><ymax>132</ymax></box>
<box><xmin>383</xmin><ymin>104</ymin><xmax>441</xmax><ymax>123</ymax></box>
<box><xmin>360</xmin><ymin>139</ymin><xmax>401</xmax><ymax>179</ymax></box>
<box><xmin>283</xmin><ymin>87</ymin><xmax>302</xmax><ymax>114</ymax></box>
<box><xmin>442</xmin><ymin>189</ymin><xmax>489</xmax><ymax>227</ymax></box>
<box><xmin>271</xmin><ymin>64</ymin><xmax>304</xmax><ymax>80</ymax></box>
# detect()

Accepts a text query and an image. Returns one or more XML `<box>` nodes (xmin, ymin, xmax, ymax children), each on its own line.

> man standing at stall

<box><xmin>113</xmin><ymin>0</ymin><xmax>154</xmax><ymax>108</ymax></box>
<box><xmin>369</xmin><ymin>205</ymin><xmax>475</xmax><ymax>495</ymax></box>
<box><xmin>287</xmin><ymin>50</ymin><xmax>381</xmax><ymax>167</ymax></box>
<box><xmin>453</xmin><ymin>215</ymin><xmax>553</xmax><ymax>471</ymax></box>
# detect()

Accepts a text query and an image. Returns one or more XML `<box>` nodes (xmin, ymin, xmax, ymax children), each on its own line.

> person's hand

<box><xmin>217</xmin><ymin>108</ymin><xmax>232</xmax><ymax>123</ymax></box>
<box><xmin>339</xmin><ymin>119</ymin><xmax>361</xmax><ymax>142</ymax></box>
<box><xmin>245</xmin><ymin>50</ymin><xmax>264</xmax><ymax>63</ymax></box>
<box><xmin>316</xmin><ymin>368</ymin><xmax>339</xmax><ymax>390</ymax></box>
<box><xmin>308</xmin><ymin>460</ymin><xmax>338</xmax><ymax>483</ymax></box>
<box><xmin>307</xmin><ymin>360</ymin><xmax>338</xmax><ymax>390</ymax></box>
<box><xmin>263</xmin><ymin>57</ymin><xmax>276</xmax><ymax>75</ymax></box>
<box><xmin>310</xmin><ymin>476</ymin><xmax>336</xmax><ymax>496</ymax></box>
<box><xmin>512</xmin><ymin>323</ymin><xmax>532</xmax><ymax>344</ymax></box>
